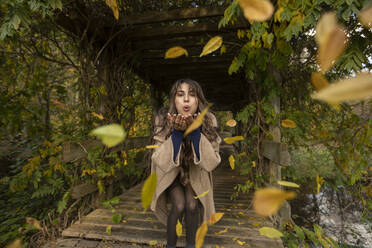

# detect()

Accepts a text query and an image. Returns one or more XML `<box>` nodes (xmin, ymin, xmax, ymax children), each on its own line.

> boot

<box><xmin>185</xmin><ymin>243</ymin><xmax>195</xmax><ymax>248</ymax></box>
<box><xmin>166</xmin><ymin>244</ymin><xmax>176</xmax><ymax>248</ymax></box>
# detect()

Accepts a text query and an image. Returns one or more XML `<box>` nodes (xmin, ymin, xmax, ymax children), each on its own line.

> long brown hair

<box><xmin>154</xmin><ymin>78</ymin><xmax>219</xmax><ymax>143</ymax></box>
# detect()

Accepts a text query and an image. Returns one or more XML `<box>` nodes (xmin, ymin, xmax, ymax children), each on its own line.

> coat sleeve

<box><xmin>191</xmin><ymin>113</ymin><xmax>221</xmax><ymax>172</ymax></box>
<box><xmin>151</xmin><ymin>115</ymin><xmax>182</xmax><ymax>174</ymax></box>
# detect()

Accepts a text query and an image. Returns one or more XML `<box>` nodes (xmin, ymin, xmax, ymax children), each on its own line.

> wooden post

<box><xmin>269</xmin><ymin>95</ymin><xmax>281</xmax><ymax>184</ymax></box>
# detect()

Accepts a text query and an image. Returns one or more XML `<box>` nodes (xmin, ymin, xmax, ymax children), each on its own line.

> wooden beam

<box><xmin>141</xmin><ymin>55</ymin><xmax>234</xmax><ymax>66</ymax></box>
<box><xmin>125</xmin><ymin>21</ymin><xmax>249</xmax><ymax>40</ymax></box>
<box><xmin>133</xmin><ymin>33</ymin><xmax>239</xmax><ymax>50</ymax></box>
<box><xmin>119</xmin><ymin>6</ymin><xmax>226</xmax><ymax>25</ymax></box>
<box><xmin>62</xmin><ymin>137</ymin><xmax>150</xmax><ymax>163</ymax></box>
<box><xmin>261</xmin><ymin>140</ymin><xmax>291</xmax><ymax>166</ymax></box>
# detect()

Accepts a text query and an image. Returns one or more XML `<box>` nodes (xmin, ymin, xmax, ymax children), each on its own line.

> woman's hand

<box><xmin>167</xmin><ymin>113</ymin><xmax>200</xmax><ymax>131</ymax></box>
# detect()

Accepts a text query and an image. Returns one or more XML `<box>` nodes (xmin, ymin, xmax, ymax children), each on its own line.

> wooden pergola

<box><xmin>57</xmin><ymin>4</ymin><xmax>288</xmax><ymax>247</ymax></box>
<box><xmin>119</xmin><ymin>6</ymin><xmax>250</xmax><ymax>112</ymax></box>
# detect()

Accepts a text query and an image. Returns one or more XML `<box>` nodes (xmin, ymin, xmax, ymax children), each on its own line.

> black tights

<box><xmin>166</xmin><ymin>176</ymin><xmax>199</xmax><ymax>246</ymax></box>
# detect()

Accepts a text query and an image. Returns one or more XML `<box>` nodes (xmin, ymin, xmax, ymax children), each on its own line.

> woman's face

<box><xmin>175</xmin><ymin>83</ymin><xmax>198</xmax><ymax>116</ymax></box>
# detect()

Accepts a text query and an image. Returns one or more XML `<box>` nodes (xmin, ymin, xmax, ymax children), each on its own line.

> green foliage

<box><xmin>0</xmin><ymin>0</ymin><xmax>63</xmax><ymax>39</ymax></box>
<box><xmin>283</xmin><ymin>224</ymin><xmax>339</xmax><ymax>248</ymax></box>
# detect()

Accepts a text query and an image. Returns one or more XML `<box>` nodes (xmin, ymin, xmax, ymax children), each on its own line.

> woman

<box><xmin>150</xmin><ymin>78</ymin><xmax>222</xmax><ymax>248</ymax></box>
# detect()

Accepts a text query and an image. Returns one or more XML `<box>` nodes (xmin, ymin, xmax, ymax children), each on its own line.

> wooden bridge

<box><xmin>44</xmin><ymin>145</ymin><xmax>284</xmax><ymax>248</ymax></box>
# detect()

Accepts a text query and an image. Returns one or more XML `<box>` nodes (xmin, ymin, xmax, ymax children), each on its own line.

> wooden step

<box><xmin>62</xmin><ymin>223</ymin><xmax>283</xmax><ymax>248</ymax></box>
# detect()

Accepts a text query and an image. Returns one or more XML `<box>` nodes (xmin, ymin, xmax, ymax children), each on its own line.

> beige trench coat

<box><xmin>150</xmin><ymin>112</ymin><xmax>222</xmax><ymax>225</ymax></box>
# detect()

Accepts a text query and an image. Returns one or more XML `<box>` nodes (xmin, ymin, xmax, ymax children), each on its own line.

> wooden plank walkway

<box><xmin>55</xmin><ymin>145</ymin><xmax>284</xmax><ymax>248</ymax></box>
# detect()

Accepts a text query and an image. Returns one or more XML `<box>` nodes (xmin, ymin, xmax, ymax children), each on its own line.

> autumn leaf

<box><xmin>208</xmin><ymin>212</ymin><xmax>224</xmax><ymax>225</ymax></box>
<box><xmin>5</xmin><ymin>239</ymin><xmax>22</xmax><ymax>248</ymax></box>
<box><xmin>195</xmin><ymin>222</ymin><xmax>208</xmax><ymax>248</ymax></box>
<box><xmin>26</xmin><ymin>217</ymin><xmax>42</xmax><ymax>230</ymax></box>
<box><xmin>220</xmin><ymin>44</ymin><xmax>227</xmax><ymax>55</ymax></box>
<box><xmin>238</xmin><ymin>0</ymin><xmax>274</xmax><ymax>22</ymax></box>
<box><xmin>184</xmin><ymin>103</ymin><xmax>212</xmax><ymax>136</ymax></box>
<box><xmin>214</xmin><ymin>228</ymin><xmax>228</xmax><ymax>235</ymax></box>
<box><xmin>315</xmin><ymin>12</ymin><xmax>348</xmax><ymax>73</ymax></box>
<box><xmin>311</xmin><ymin>72</ymin><xmax>330</xmax><ymax>91</ymax></box>
<box><xmin>315</xmin><ymin>12</ymin><xmax>337</xmax><ymax>47</ymax></box>
<box><xmin>318</xmin><ymin>27</ymin><xmax>347</xmax><ymax>73</ymax></box>
<box><xmin>165</xmin><ymin>46</ymin><xmax>188</xmax><ymax>59</ymax></box>
<box><xmin>253</xmin><ymin>188</ymin><xmax>296</xmax><ymax>216</ymax></box>
<box><xmin>224</xmin><ymin>136</ymin><xmax>244</xmax><ymax>144</ymax></box>
<box><xmin>236</xmin><ymin>240</ymin><xmax>246</xmax><ymax>245</ymax></box>
<box><xmin>316</xmin><ymin>175</ymin><xmax>324</xmax><ymax>195</ymax></box>
<box><xmin>106</xmin><ymin>225</ymin><xmax>112</xmax><ymax>235</ymax></box>
<box><xmin>89</xmin><ymin>124</ymin><xmax>126</xmax><ymax>147</ymax></box>
<box><xmin>200</xmin><ymin>36</ymin><xmax>223</xmax><ymax>57</ymax></box>
<box><xmin>92</xmin><ymin>112</ymin><xmax>104</xmax><ymax>120</ymax></box>
<box><xmin>359</xmin><ymin>5</ymin><xmax>372</xmax><ymax>28</ymax></box>
<box><xmin>229</xmin><ymin>155</ymin><xmax>235</xmax><ymax>170</ymax></box>
<box><xmin>277</xmin><ymin>180</ymin><xmax>300</xmax><ymax>188</ymax></box>
<box><xmin>146</xmin><ymin>145</ymin><xmax>159</xmax><ymax>149</ymax></box>
<box><xmin>281</xmin><ymin>120</ymin><xmax>296</xmax><ymax>128</ymax></box>
<box><xmin>194</xmin><ymin>190</ymin><xmax>209</xmax><ymax>199</ymax></box>
<box><xmin>176</xmin><ymin>220</ymin><xmax>183</xmax><ymax>236</ymax></box>
<box><xmin>141</xmin><ymin>173</ymin><xmax>157</xmax><ymax>210</ymax></box>
<box><xmin>105</xmin><ymin>0</ymin><xmax>119</xmax><ymax>20</ymax></box>
<box><xmin>259</xmin><ymin>227</ymin><xmax>284</xmax><ymax>238</ymax></box>
<box><xmin>311</xmin><ymin>72</ymin><xmax>372</xmax><ymax>104</ymax></box>
<box><xmin>149</xmin><ymin>240</ymin><xmax>158</xmax><ymax>246</ymax></box>
<box><xmin>226</xmin><ymin>119</ymin><xmax>237</xmax><ymax>127</ymax></box>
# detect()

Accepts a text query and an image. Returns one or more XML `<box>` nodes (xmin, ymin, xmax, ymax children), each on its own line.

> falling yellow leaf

<box><xmin>149</xmin><ymin>240</ymin><xmax>158</xmax><ymax>246</ymax></box>
<box><xmin>226</xmin><ymin>119</ymin><xmax>237</xmax><ymax>127</ymax></box>
<box><xmin>141</xmin><ymin>173</ymin><xmax>157</xmax><ymax>210</ymax></box>
<box><xmin>106</xmin><ymin>225</ymin><xmax>112</xmax><ymax>235</ymax></box>
<box><xmin>165</xmin><ymin>46</ymin><xmax>188</xmax><ymax>59</ymax></box>
<box><xmin>281</xmin><ymin>120</ymin><xmax>296</xmax><ymax>128</ymax></box>
<box><xmin>194</xmin><ymin>190</ymin><xmax>209</xmax><ymax>199</ymax></box>
<box><xmin>259</xmin><ymin>227</ymin><xmax>284</xmax><ymax>238</ymax></box>
<box><xmin>196</xmin><ymin>222</ymin><xmax>208</xmax><ymax>248</ymax></box>
<box><xmin>253</xmin><ymin>188</ymin><xmax>296</xmax><ymax>216</ymax></box>
<box><xmin>311</xmin><ymin>72</ymin><xmax>372</xmax><ymax>104</ymax></box>
<box><xmin>105</xmin><ymin>0</ymin><xmax>119</xmax><ymax>20</ymax></box>
<box><xmin>315</xmin><ymin>12</ymin><xmax>337</xmax><ymax>47</ymax></box>
<box><xmin>311</xmin><ymin>74</ymin><xmax>340</xmax><ymax>110</ymax></box>
<box><xmin>5</xmin><ymin>239</ymin><xmax>22</xmax><ymax>248</ymax></box>
<box><xmin>184</xmin><ymin>103</ymin><xmax>212</xmax><ymax>136</ymax></box>
<box><xmin>176</xmin><ymin>220</ymin><xmax>183</xmax><ymax>236</ymax></box>
<box><xmin>220</xmin><ymin>44</ymin><xmax>227</xmax><ymax>55</ymax></box>
<box><xmin>228</xmin><ymin>155</ymin><xmax>235</xmax><ymax>170</ymax></box>
<box><xmin>252</xmin><ymin>161</ymin><xmax>256</xmax><ymax>167</ymax></box>
<box><xmin>214</xmin><ymin>228</ymin><xmax>228</xmax><ymax>235</ymax></box>
<box><xmin>238</xmin><ymin>0</ymin><xmax>274</xmax><ymax>22</ymax></box>
<box><xmin>236</xmin><ymin>240</ymin><xmax>246</xmax><ymax>245</ymax></box>
<box><xmin>146</xmin><ymin>145</ymin><xmax>159</xmax><ymax>149</ymax></box>
<box><xmin>26</xmin><ymin>217</ymin><xmax>42</xmax><ymax>230</ymax></box>
<box><xmin>92</xmin><ymin>112</ymin><xmax>104</xmax><ymax>120</ymax></box>
<box><xmin>316</xmin><ymin>175</ymin><xmax>324</xmax><ymax>195</ymax></box>
<box><xmin>200</xmin><ymin>36</ymin><xmax>223</xmax><ymax>57</ymax></box>
<box><xmin>252</xmin><ymin>222</ymin><xmax>261</xmax><ymax>227</ymax></box>
<box><xmin>359</xmin><ymin>5</ymin><xmax>372</xmax><ymax>28</ymax></box>
<box><xmin>208</xmin><ymin>213</ymin><xmax>224</xmax><ymax>225</ymax></box>
<box><xmin>318</xmin><ymin>27</ymin><xmax>347</xmax><ymax>73</ymax></box>
<box><xmin>224</xmin><ymin>136</ymin><xmax>244</xmax><ymax>144</ymax></box>
<box><xmin>315</xmin><ymin>12</ymin><xmax>348</xmax><ymax>73</ymax></box>
<box><xmin>311</xmin><ymin>72</ymin><xmax>330</xmax><ymax>91</ymax></box>
<box><xmin>277</xmin><ymin>180</ymin><xmax>300</xmax><ymax>188</ymax></box>
<box><xmin>89</xmin><ymin>124</ymin><xmax>126</xmax><ymax>148</ymax></box>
